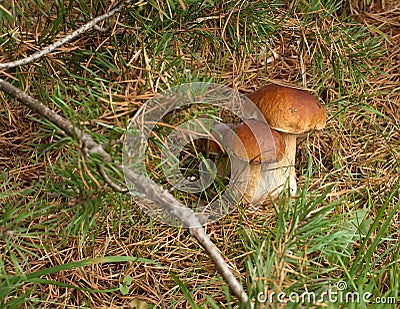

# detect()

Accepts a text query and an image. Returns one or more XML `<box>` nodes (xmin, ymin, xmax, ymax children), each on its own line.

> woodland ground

<box><xmin>0</xmin><ymin>0</ymin><xmax>399</xmax><ymax>308</ymax></box>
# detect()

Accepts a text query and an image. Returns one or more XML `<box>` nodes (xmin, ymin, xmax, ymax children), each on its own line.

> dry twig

<box><xmin>0</xmin><ymin>77</ymin><xmax>251</xmax><ymax>305</ymax></box>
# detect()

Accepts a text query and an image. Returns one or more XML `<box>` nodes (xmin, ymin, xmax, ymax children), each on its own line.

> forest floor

<box><xmin>0</xmin><ymin>0</ymin><xmax>399</xmax><ymax>308</ymax></box>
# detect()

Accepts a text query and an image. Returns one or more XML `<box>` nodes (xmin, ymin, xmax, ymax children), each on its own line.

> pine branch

<box><xmin>0</xmin><ymin>0</ymin><xmax>134</xmax><ymax>71</ymax></box>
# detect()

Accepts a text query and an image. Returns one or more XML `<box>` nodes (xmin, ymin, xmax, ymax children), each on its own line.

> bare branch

<box><xmin>0</xmin><ymin>0</ymin><xmax>134</xmax><ymax>71</ymax></box>
<box><xmin>0</xmin><ymin>77</ymin><xmax>251</xmax><ymax>306</ymax></box>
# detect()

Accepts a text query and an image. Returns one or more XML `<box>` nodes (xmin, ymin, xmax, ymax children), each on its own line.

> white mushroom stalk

<box><xmin>269</xmin><ymin>133</ymin><xmax>297</xmax><ymax>196</ymax></box>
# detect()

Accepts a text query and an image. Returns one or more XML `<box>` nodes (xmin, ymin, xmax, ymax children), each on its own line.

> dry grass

<box><xmin>0</xmin><ymin>0</ymin><xmax>399</xmax><ymax>308</ymax></box>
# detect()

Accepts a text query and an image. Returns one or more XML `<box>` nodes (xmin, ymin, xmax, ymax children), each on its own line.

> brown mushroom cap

<box><xmin>247</xmin><ymin>83</ymin><xmax>327</xmax><ymax>134</ymax></box>
<box><xmin>210</xmin><ymin>120</ymin><xmax>285</xmax><ymax>163</ymax></box>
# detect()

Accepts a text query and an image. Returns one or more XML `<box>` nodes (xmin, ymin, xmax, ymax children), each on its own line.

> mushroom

<box><xmin>247</xmin><ymin>83</ymin><xmax>327</xmax><ymax>195</ymax></box>
<box><xmin>207</xmin><ymin>120</ymin><xmax>286</xmax><ymax>205</ymax></box>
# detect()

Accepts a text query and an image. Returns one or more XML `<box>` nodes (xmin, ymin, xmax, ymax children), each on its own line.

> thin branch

<box><xmin>0</xmin><ymin>77</ymin><xmax>251</xmax><ymax>306</ymax></box>
<box><xmin>97</xmin><ymin>165</ymin><xmax>128</xmax><ymax>193</ymax></box>
<box><xmin>0</xmin><ymin>0</ymin><xmax>134</xmax><ymax>71</ymax></box>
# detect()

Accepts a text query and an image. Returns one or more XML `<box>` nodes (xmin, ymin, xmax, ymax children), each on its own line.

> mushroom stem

<box><xmin>271</xmin><ymin>133</ymin><xmax>297</xmax><ymax>196</ymax></box>
<box><xmin>230</xmin><ymin>158</ymin><xmax>261</xmax><ymax>204</ymax></box>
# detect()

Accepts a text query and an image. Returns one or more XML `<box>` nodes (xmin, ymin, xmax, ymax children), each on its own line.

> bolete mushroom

<box><xmin>247</xmin><ymin>83</ymin><xmax>327</xmax><ymax>195</ymax></box>
<box><xmin>207</xmin><ymin>120</ymin><xmax>286</xmax><ymax>205</ymax></box>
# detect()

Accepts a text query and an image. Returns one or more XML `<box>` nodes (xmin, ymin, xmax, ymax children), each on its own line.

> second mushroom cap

<box><xmin>210</xmin><ymin>120</ymin><xmax>285</xmax><ymax>164</ymax></box>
